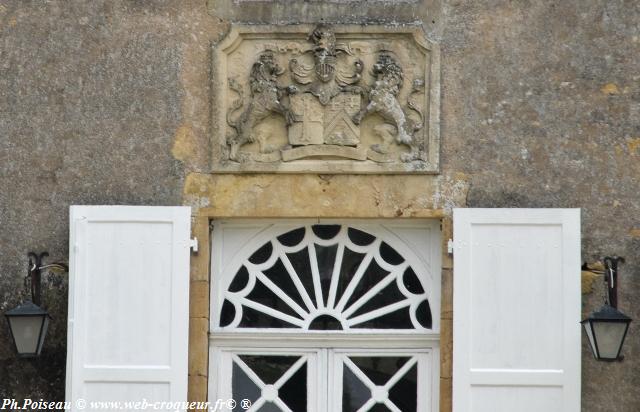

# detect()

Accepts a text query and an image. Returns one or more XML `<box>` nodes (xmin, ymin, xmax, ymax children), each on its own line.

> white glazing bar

<box><xmin>346</xmin><ymin>300</ymin><xmax>412</xmax><ymax>328</ymax></box>
<box><xmin>327</xmin><ymin>241</ymin><xmax>346</xmax><ymax>310</ymax></box>
<box><xmin>307</xmin><ymin>239</ymin><xmax>325</xmax><ymax>310</ymax></box>
<box><xmin>239</xmin><ymin>298</ymin><xmax>306</xmax><ymax>328</ymax></box>
<box><xmin>342</xmin><ymin>270</ymin><xmax>401</xmax><ymax>319</ymax></box>
<box><xmin>279</xmin><ymin>251</ymin><xmax>317</xmax><ymax>312</ymax></box>
<box><xmin>335</xmin><ymin>244</ymin><xmax>378</xmax><ymax>312</ymax></box>
<box><xmin>251</xmin><ymin>269</ymin><xmax>310</xmax><ymax>319</ymax></box>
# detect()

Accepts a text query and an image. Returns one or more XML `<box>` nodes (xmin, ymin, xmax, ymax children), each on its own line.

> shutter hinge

<box><xmin>189</xmin><ymin>237</ymin><xmax>199</xmax><ymax>253</ymax></box>
<box><xmin>447</xmin><ymin>239</ymin><xmax>454</xmax><ymax>254</ymax></box>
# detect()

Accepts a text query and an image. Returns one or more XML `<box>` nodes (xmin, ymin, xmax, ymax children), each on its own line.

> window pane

<box><xmin>369</xmin><ymin>405</ymin><xmax>393</xmax><ymax>412</ymax></box>
<box><xmin>342</xmin><ymin>364</ymin><xmax>370</xmax><ymax>412</ymax></box>
<box><xmin>315</xmin><ymin>244</ymin><xmax>338</xmax><ymax>306</ymax></box>
<box><xmin>351</xmin><ymin>306</ymin><xmax>414</xmax><ymax>329</ymax></box>
<box><xmin>218</xmin><ymin>225</ymin><xmax>434</xmax><ymax>331</ymax></box>
<box><xmin>232</xmin><ymin>355</ymin><xmax>308</xmax><ymax>412</ymax></box>
<box><xmin>277</xmin><ymin>227</ymin><xmax>306</xmax><ymax>247</ymax></box>
<box><xmin>256</xmin><ymin>403</ymin><xmax>283</xmax><ymax>412</ymax></box>
<box><xmin>239</xmin><ymin>355</ymin><xmax>300</xmax><ymax>384</ymax></box>
<box><xmin>279</xmin><ymin>362</ymin><xmax>307</xmax><ymax>411</ymax></box>
<box><xmin>350</xmin><ymin>357</ymin><xmax>410</xmax><ymax>386</ymax></box>
<box><xmin>341</xmin><ymin>356</ymin><xmax>418</xmax><ymax>412</ymax></box>
<box><xmin>388</xmin><ymin>363</ymin><xmax>418</xmax><ymax>412</ymax></box>
<box><xmin>232</xmin><ymin>362</ymin><xmax>261</xmax><ymax>411</ymax></box>
<box><xmin>245</xmin><ymin>279</ymin><xmax>304</xmax><ymax>321</ymax></box>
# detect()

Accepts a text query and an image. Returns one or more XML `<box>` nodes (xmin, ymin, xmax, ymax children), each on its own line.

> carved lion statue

<box><xmin>353</xmin><ymin>53</ymin><xmax>415</xmax><ymax>146</ymax></box>
<box><xmin>227</xmin><ymin>51</ymin><xmax>296</xmax><ymax>161</ymax></box>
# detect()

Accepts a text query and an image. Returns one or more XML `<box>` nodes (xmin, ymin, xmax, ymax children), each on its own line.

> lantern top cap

<box><xmin>582</xmin><ymin>304</ymin><xmax>632</xmax><ymax>323</ymax></box>
<box><xmin>4</xmin><ymin>300</ymin><xmax>48</xmax><ymax>317</ymax></box>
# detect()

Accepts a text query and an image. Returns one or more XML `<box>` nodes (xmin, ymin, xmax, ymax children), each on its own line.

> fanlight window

<box><xmin>216</xmin><ymin>225</ymin><xmax>433</xmax><ymax>331</ymax></box>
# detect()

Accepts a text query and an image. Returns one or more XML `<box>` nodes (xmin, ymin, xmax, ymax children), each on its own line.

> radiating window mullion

<box><xmin>239</xmin><ymin>298</ymin><xmax>307</xmax><ymax>328</ymax></box>
<box><xmin>251</xmin><ymin>269</ymin><xmax>310</xmax><ymax>319</ymax></box>
<box><xmin>334</xmin><ymin>246</ymin><xmax>377</xmax><ymax>313</ymax></box>
<box><xmin>342</xmin><ymin>270</ymin><xmax>400</xmax><ymax>319</ymax></box>
<box><xmin>279</xmin><ymin>250</ymin><xmax>317</xmax><ymax>312</ymax></box>
<box><xmin>307</xmin><ymin>240</ymin><xmax>326</xmax><ymax>310</ymax></box>
<box><xmin>218</xmin><ymin>224</ymin><xmax>435</xmax><ymax>332</ymax></box>
<box><xmin>346</xmin><ymin>300</ymin><xmax>412</xmax><ymax>328</ymax></box>
<box><xmin>326</xmin><ymin>241</ymin><xmax>345</xmax><ymax>310</ymax></box>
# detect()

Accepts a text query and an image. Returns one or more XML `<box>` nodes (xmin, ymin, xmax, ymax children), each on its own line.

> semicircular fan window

<box><xmin>218</xmin><ymin>225</ymin><xmax>433</xmax><ymax>331</ymax></box>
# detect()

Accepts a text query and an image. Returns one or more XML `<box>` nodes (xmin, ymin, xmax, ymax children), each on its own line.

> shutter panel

<box><xmin>452</xmin><ymin>209</ymin><xmax>580</xmax><ymax>412</ymax></box>
<box><xmin>65</xmin><ymin>206</ymin><xmax>191</xmax><ymax>409</ymax></box>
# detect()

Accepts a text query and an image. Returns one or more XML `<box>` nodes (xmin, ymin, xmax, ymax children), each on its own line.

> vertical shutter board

<box><xmin>452</xmin><ymin>209</ymin><xmax>581</xmax><ymax>412</ymax></box>
<box><xmin>66</xmin><ymin>206</ymin><xmax>191</xmax><ymax>408</ymax></box>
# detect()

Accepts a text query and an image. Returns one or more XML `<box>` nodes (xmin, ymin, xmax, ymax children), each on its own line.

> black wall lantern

<box><xmin>4</xmin><ymin>252</ymin><xmax>66</xmax><ymax>357</ymax></box>
<box><xmin>5</xmin><ymin>299</ymin><xmax>50</xmax><ymax>357</ymax></box>
<box><xmin>581</xmin><ymin>257</ymin><xmax>633</xmax><ymax>361</ymax></box>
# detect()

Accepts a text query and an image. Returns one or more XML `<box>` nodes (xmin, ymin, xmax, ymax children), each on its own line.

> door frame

<box><xmin>206</xmin><ymin>219</ymin><xmax>442</xmax><ymax>411</ymax></box>
<box><xmin>186</xmin><ymin>208</ymin><xmax>452</xmax><ymax>411</ymax></box>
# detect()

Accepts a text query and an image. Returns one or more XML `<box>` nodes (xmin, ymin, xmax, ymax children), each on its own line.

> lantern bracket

<box><xmin>603</xmin><ymin>256</ymin><xmax>624</xmax><ymax>309</ymax></box>
<box><xmin>27</xmin><ymin>252</ymin><xmax>48</xmax><ymax>306</ymax></box>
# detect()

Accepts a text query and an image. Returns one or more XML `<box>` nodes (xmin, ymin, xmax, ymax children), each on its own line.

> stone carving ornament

<box><xmin>212</xmin><ymin>24</ymin><xmax>440</xmax><ymax>173</ymax></box>
<box><xmin>226</xmin><ymin>51</ymin><xmax>297</xmax><ymax>161</ymax></box>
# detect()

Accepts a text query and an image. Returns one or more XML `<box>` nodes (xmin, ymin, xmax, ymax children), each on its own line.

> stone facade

<box><xmin>0</xmin><ymin>1</ymin><xmax>639</xmax><ymax>411</ymax></box>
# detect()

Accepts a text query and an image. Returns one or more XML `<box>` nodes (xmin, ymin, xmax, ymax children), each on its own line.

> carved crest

<box><xmin>212</xmin><ymin>24</ymin><xmax>440</xmax><ymax>173</ymax></box>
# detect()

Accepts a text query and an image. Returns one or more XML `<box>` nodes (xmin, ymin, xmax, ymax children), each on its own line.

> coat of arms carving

<box><xmin>212</xmin><ymin>24</ymin><xmax>440</xmax><ymax>173</ymax></box>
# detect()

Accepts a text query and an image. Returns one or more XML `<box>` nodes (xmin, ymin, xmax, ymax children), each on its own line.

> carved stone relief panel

<box><xmin>211</xmin><ymin>24</ymin><xmax>440</xmax><ymax>174</ymax></box>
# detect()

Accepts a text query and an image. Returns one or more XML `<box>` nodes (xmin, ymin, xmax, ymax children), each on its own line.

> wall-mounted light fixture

<box><xmin>581</xmin><ymin>256</ymin><xmax>633</xmax><ymax>361</ymax></box>
<box><xmin>4</xmin><ymin>252</ymin><xmax>67</xmax><ymax>357</ymax></box>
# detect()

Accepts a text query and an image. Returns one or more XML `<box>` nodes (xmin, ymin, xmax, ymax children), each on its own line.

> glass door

<box><xmin>209</xmin><ymin>220</ymin><xmax>441</xmax><ymax>412</ymax></box>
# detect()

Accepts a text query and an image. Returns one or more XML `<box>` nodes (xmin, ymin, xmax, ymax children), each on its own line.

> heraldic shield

<box><xmin>289</xmin><ymin>93</ymin><xmax>361</xmax><ymax>147</ymax></box>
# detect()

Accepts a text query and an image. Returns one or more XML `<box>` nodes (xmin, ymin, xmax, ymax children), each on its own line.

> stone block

<box><xmin>441</xmin><ymin>217</ymin><xmax>453</xmax><ymax>270</ymax></box>
<box><xmin>190</xmin><ymin>216</ymin><xmax>211</xmax><ymax>282</ymax></box>
<box><xmin>189</xmin><ymin>317</ymin><xmax>209</xmax><ymax>377</ymax></box>
<box><xmin>188</xmin><ymin>375</ymin><xmax>208</xmax><ymax>407</ymax></box>
<box><xmin>185</xmin><ymin>173</ymin><xmax>445</xmax><ymax>219</ymax></box>
<box><xmin>190</xmin><ymin>280</ymin><xmax>210</xmax><ymax>319</ymax></box>
<box><xmin>440</xmin><ymin>318</ymin><xmax>452</xmax><ymax>379</ymax></box>
<box><xmin>439</xmin><ymin>377</ymin><xmax>452</xmax><ymax>412</ymax></box>
<box><xmin>441</xmin><ymin>268</ymin><xmax>453</xmax><ymax>320</ymax></box>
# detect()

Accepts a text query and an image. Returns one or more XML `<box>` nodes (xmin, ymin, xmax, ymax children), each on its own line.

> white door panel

<box><xmin>452</xmin><ymin>208</ymin><xmax>581</xmax><ymax>412</ymax></box>
<box><xmin>66</xmin><ymin>206</ymin><xmax>191</xmax><ymax>410</ymax></box>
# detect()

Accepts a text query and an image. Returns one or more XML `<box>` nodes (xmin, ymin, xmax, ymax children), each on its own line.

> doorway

<box><xmin>209</xmin><ymin>220</ymin><xmax>442</xmax><ymax>412</ymax></box>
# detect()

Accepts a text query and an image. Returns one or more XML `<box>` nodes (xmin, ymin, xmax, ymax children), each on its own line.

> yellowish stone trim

<box><xmin>187</xmin><ymin>206</ymin><xmax>452</xmax><ymax>412</ymax></box>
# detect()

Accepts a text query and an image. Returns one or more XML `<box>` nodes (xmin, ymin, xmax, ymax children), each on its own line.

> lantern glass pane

<box><xmin>583</xmin><ymin>322</ymin><xmax>597</xmax><ymax>358</ymax></box>
<box><xmin>36</xmin><ymin>316</ymin><xmax>49</xmax><ymax>355</ymax></box>
<box><xmin>8</xmin><ymin>315</ymin><xmax>45</xmax><ymax>355</ymax></box>
<box><xmin>593</xmin><ymin>321</ymin><xmax>628</xmax><ymax>359</ymax></box>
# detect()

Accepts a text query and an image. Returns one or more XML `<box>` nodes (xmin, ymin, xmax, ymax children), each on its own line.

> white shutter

<box><xmin>452</xmin><ymin>209</ymin><xmax>580</xmax><ymax>412</ymax></box>
<box><xmin>65</xmin><ymin>206</ymin><xmax>191</xmax><ymax>409</ymax></box>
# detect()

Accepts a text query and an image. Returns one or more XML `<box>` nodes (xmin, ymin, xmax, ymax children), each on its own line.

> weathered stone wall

<box><xmin>0</xmin><ymin>0</ymin><xmax>223</xmax><ymax>400</ymax></box>
<box><xmin>441</xmin><ymin>2</ymin><xmax>640</xmax><ymax>409</ymax></box>
<box><xmin>0</xmin><ymin>1</ymin><xmax>638</xmax><ymax>410</ymax></box>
